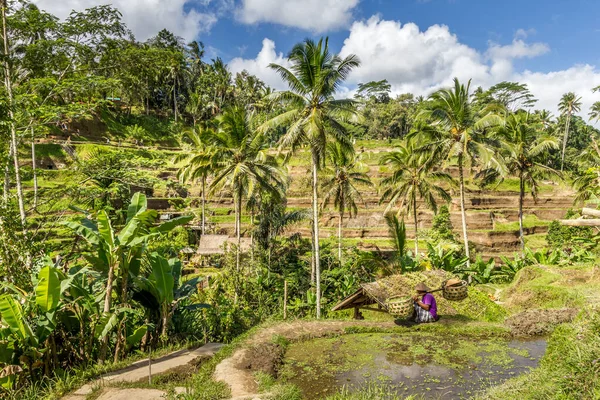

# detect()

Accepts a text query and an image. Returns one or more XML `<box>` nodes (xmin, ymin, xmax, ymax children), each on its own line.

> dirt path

<box><xmin>63</xmin><ymin>343</ymin><xmax>222</xmax><ymax>399</ymax></box>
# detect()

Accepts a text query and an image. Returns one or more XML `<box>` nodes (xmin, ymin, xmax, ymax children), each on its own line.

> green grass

<box><xmin>494</xmin><ymin>215</ymin><xmax>549</xmax><ymax>232</ymax></box>
<box><xmin>524</xmin><ymin>233</ymin><xmax>547</xmax><ymax>249</ymax></box>
<box><xmin>501</xmin><ymin>266</ymin><xmax>586</xmax><ymax>312</ymax></box>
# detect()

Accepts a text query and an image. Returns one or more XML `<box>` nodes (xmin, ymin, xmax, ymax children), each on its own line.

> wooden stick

<box><xmin>283</xmin><ymin>280</ymin><xmax>288</xmax><ymax>320</ymax></box>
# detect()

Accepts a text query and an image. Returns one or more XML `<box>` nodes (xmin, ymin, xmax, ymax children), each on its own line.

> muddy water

<box><xmin>281</xmin><ymin>333</ymin><xmax>546</xmax><ymax>399</ymax></box>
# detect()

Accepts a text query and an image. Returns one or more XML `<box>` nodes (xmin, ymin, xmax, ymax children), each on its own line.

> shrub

<box><xmin>431</xmin><ymin>205</ymin><xmax>456</xmax><ymax>243</ymax></box>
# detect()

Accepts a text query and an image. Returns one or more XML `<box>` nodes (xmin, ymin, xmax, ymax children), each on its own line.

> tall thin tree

<box><xmin>321</xmin><ymin>142</ymin><xmax>372</xmax><ymax>262</ymax></box>
<box><xmin>379</xmin><ymin>138</ymin><xmax>452</xmax><ymax>259</ymax></box>
<box><xmin>261</xmin><ymin>38</ymin><xmax>360</xmax><ymax>318</ymax></box>
<box><xmin>419</xmin><ymin>78</ymin><xmax>503</xmax><ymax>267</ymax></box>
<box><xmin>207</xmin><ymin>107</ymin><xmax>284</xmax><ymax>275</ymax></box>
<box><xmin>558</xmin><ymin>92</ymin><xmax>582</xmax><ymax>171</ymax></box>
<box><xmin>495</xmin><ymin>112</ymin><xmax>560</xmax><ymax>252</ymax></box>
<box><xmin>1</xmin><ymin>0</ymin><xmax>26</xmax><ymax>227</ymax></box>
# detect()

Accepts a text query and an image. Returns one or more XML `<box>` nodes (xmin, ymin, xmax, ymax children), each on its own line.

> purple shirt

<box><xmin>422</xmin><ymin>293</ymin><xmax>437</xmax><ymax>319</ymax></box>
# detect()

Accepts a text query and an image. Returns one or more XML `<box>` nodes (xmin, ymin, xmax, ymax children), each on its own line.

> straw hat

<box><xmin>415</xmin><ymin>282</ymin><xmax>431</xmax><ymax>292</ymax></box>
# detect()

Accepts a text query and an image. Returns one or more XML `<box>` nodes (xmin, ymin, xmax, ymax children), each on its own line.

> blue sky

<box><xmin>197</xmin><ymin>0</ymin><xmax>600</xmax><ymax>71</ymax></box>
<box><xmin>33</xmin><ymin>0</ymin><xmax>600</xmax><ymax>115</ymax></box>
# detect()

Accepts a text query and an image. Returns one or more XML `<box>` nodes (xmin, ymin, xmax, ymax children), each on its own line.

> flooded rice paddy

<box><xmin>280</xmin><ymin>333</ymin><xmax>546</xmax><ymax>399</ymax></box>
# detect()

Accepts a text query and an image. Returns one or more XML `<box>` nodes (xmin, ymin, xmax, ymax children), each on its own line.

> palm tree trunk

<box><xmin>519</xmin><ymin>171</ymin><xmax>525</xmax><ymax>254</ymax></box>
<box><xmin>99</xmin><ymin>260</ymin><xmax>116</xmax><ymax>364</ymax></box>
<box><xmin>311</xmin><ymin>152</ymin><xmax>322</xmax><ymax>319</ymax></box>
<box><xmin>201</xmin><ymin>176</ymin><xmax>206</xmax><ymax>235</ymax></box>
<box><xmin>338</xmin><ymin>209</ymin><xmax>343</xmax><ymax>262</ymax></box>
<box><xmin>413</xmin><ymin>202</ymin><xmax>419</xmax><ymax>260</ymax></box>
<box><xmin>235</xmin><ymin>191</ymin><xmax>241</xmax><ymax>273</ymax></box>
<box><xmin>458</xmin><ymin>154</ymin><xmax>471</xmax><ymax>268</ymax></box>
<box><xmin>561</xmin><ymin>111</ymin><xmax>571</xmax><ymax>172</ymax></box>
<box><xmin>1</xmin><ymin>2</ymin><xmax>26</xmax><ymax>228</ymax></box>
<box><xmin>31</xmin><ymin>126</ymin><xmax>37</xmax><ymax>210</ymax></box>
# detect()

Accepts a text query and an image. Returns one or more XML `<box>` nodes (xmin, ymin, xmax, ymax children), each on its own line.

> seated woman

<box><xmin>412</xmin><ymin>283</ymin><xmax>438</xmax><ymax>323</ymax></box>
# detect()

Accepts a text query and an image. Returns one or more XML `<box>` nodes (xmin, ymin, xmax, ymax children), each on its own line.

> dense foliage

<box><xmin>1</xmin><ymin>1</ymin><xmax>600</xmax><ymax>398</ymax></box>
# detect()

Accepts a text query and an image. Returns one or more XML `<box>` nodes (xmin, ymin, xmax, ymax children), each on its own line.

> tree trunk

<box><xmin>338</xmin><ymin>209</ymin><xmax>343</xmax><ymax>263</ymax></box>
<box><xmin>458</xmin><ymin>154</ymin><xmax>471</xmax><ymax>268</ymax></box>
<box><xmin>560</xmin><ymin>219</ymin><xmax>600</xmax><ymax>226</ymax></box>
<box><xmin>413</xmin><ymin>200</ymin><xmax>419</xmax><ymax>260</ymax></box>
<box><xmin>310</xmin><ymin>232</ymin><xmax>315</xmax><ymax>285</ymax></box>
<box><xmin>518</xmin><ymin>172</ymin><xmax>525</xmax><ymax>254</ymax></box>
<box><xmin>311</xmin><ymin>152</ymin><xmax>321</xmax><ymax>319</ymax></box>
<box><xmin>561</xmin><ymin>111</ymin><xmax>571</xmax><ymax>172</ymax></box>
<box><xmin>114</xmin><ymin>267</ymin><xmax>129</xmax><ymax>363</ymax></box>
<box><xmin>160</xmin><ymin>306</ymin><xmax>168</xmax><ymax>337</ymax></box>
<box><xmin>3</xmin><ymin>141</ymin><xmax>10</xmax><ymax>202</ymax></box>
<box><xmin>582</xmin><ymin>208</ymin><xmax>600</xmax><ymax>218</ymax></box>
<box><xmin>235</xmin><ymin>192</ymin><xmax>241</xmax><ymax>273</ymax></box>
<box><xmin>1</xmin><ymin>2</ymin><xmax>26</xmax><ymax>228</ymax></box>
<box><xmin>173</xmin><ymin>78</ymin><xmax>178</xmax><ymax>123</ymax></box>
<box><xmin>31</xmin><ymin>126</ymin><xmax>37</xmax><ymax>210</ymax></box>
<box><xmin>201</xmin><ymin>176</ymin><xmax>206</xmax><ymax>235</ymax></box>
<box><xmin>99</xmin><ymin>261</ymin><xmax>116</xmax><ymax>364</ymax></box>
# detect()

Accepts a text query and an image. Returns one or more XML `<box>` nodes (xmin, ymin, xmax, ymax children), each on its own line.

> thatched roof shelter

<box><xmin>196</xmin><ymin>235</ymin><xmax>251</xmax><ymax>255</ymax></box>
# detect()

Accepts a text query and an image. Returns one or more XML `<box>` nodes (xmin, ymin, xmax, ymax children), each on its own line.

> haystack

<box><xmin>332</xmin><ymin>270</ymin><xmax>505</xmax><ymax>321</ymax></box>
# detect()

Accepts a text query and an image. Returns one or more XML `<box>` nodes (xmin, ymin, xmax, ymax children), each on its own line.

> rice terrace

<box><xmin>0</xmin><ymin>0</ymin><xmax>599</xmax><ymax>399</ymax></box>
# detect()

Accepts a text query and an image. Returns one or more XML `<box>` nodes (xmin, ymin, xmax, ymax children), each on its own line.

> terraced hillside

<box><xmin>22</xmin><ymin>138</ymin><xmax>576</xmax><ymax>261</ymax></box>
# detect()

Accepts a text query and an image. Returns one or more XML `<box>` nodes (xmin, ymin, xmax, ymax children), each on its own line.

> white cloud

<box><xmin>31</xmin><ymin>0</ymin><xmax>219</xmax><ymax>41</ymax></box>
<box><xmin>235</xmin><ymin>0</ymin><xmax>359</xmax><ymax>32</ymax></box>
<box><xmin>337</xmin><ymin>16</ymin><xmax>599</xmax><ymax>118</ymax></box>
<box><xmin>228</xmin><ymin>38</ymin><xmax>291</xmax><ymax>90</ymax></box>
<box><xmin>515</xmin><ymin>28</ymin><xmax>536</xmax><ymax>39</ymax></box>
<box><xmin>234</xmin><ymin>16</ymin><xmax>600</xmax><ymax>120</ymax></box>
<box><xmin>486</xmin><ymin>39</ymin><xmax>549</xmax><ymax>61</ymax></box>
<box><xmin>338</xmin><ymin>17</ymin><xmax>489</xmax><ymax>94</ymax></box>
<box><xmin>516</xmin><ymin>65</ymin><xmax>600</xmax><ymax>118</ymax></box>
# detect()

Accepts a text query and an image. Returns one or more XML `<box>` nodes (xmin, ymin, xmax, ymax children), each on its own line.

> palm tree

<box><xmin>321</xmin><ymin>143</ymin><xmax>372</xmax><ymax>262</ymax></box>
<box><xmin>558</xmin><ymin>92</ymin><xmax>582</xmax><ymax>171</ymax></box>
<box><xmin>177</xmin><ymin>123</ymin><xmax>216</xmax><ymax>235</ymax></box>
<box><xmin>496</xmin><ymin>112</ymin><xmax>559</xmax><ymax>252</ymax></box>
<box><xmin>207</xmin><ymin>107</ymin><xmax>284</xmax><ymax>273</ymax></box>
<box><xmin>589</xmin><ymin>102</ymin><xmax>600</xmax><ymax>123</ymax></box>
<box><xmin>261</xmin><ymin>37</ymin><xmax>360</xmax><ymax>318</ymax></box>
<box><xmin>419</xmin><ymin>78</ymin><xmax>503</xmax><ymax>267</ymax></box>
<box><xmin>379</xmin><ymin>138</ymin><xmax>452</xmax><ymax>259</ymax></box>
<box><xmin>589</xmin><ymin>86</ymin><xmax>600</xmax><ymax>123</ymax></box>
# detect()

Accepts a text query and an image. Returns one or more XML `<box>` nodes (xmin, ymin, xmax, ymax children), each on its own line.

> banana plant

<box><xmin>134</xmin><ymin>253</ymin><xmax>207</xmax><ymax>338</ymax></box>
<box><xmin>0</xmin><ymin>259</ymin><xmax>78</xmax><ymax>390</ymax></box>
<box><xmin>63</xmin><ymin>193</ymin><xmax>193</xmax><ymax>362</ymax></box>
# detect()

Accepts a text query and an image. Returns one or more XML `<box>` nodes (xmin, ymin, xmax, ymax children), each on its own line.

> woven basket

<box><xmin>442</xmin><ymin>279</ymin><xmax>468</xmax><ymax>301</ymax></box>
<box><xmin>385</xmin><ymin>295</ymin><xmax>414</xmax><ymax>318</ymax></box>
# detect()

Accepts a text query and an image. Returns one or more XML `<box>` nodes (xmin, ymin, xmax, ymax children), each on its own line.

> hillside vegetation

<box><xmin>1</xmin><ymin>2</ymin><xmax>600</xmax><ymax>399</ymax></box>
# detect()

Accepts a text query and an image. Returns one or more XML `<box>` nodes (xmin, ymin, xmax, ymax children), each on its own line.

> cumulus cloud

<box><xmin>235</xmin><ymin>0</ymin><xmax>359</xmax><ymax>32</ymax></box>
<box><xmin>338</xmin><ymin>17</ymin><xmax>489</xmax><ymax>93</ymax></box>
<box><xmin>228</xmin><ymin>38</ymin><xmax>291</xmax><ymax>90</ymax></box>
<box><xmin>233</xmin><ymin>16</ymin><xmax>600</xmax><ymax>119</ymax></box>
<box><xmin>486</xmin><ymin>39</ymin><xmax>549</xmax><ymax>61</ymax></box>
<box><xmin>31</xmin><ymin>0</ymin><xmax>219</xmax><ymax>41</ymax></box>
<box><xmin>516</xmin><ymin>65</ymin><xmax>600</xmax><ymax>118</ymax></box>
